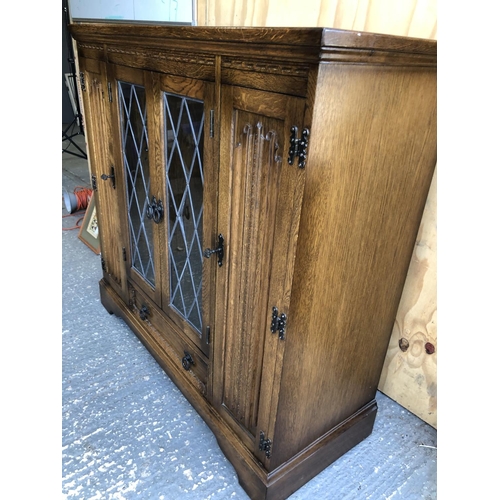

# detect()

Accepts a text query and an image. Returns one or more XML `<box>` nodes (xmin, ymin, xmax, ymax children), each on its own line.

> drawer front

<box><xmin>128</xmin><ymin>284</ymin><xmax>209</xmax><ymax>395</ymax></box>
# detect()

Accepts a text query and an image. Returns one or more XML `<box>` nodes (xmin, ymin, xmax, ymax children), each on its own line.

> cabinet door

<box><xmin>79</xmin><ymin>58</ymin><xmax>127</xmax><ymax>300</ymax></box>
<box><xmin>109</xmin><ymin>65</ymin><xmax>216</xmax><ymax>357</ymax></box>
<box><xmin>156</xmin><ymin>74</ymin><xmax>217</xmax><ymax>357</ymax></box>
<box><xmin>109</xmin><ymin>65</ymin><xmax>163</xmax><ymax>306</ymax></box>
<box><xmin>213</xmin><ymin>85</ymin><xmax>306</xmax><ymax>461</ymax></box>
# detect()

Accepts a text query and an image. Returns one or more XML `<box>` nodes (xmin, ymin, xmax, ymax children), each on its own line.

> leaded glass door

<box><xmin>109</xmin><ymin>65</ymin><xmax>163</xmax><ymax>305</ymax></box>
<box><xmin>110</xmin><ymin>65</ymin><xmax>217</xmax><ymax>357</ymax></box>
<box><xmin>157</xmin><ymin>74</ymin><xmax>217</xmax><ymax>357</ymax></box>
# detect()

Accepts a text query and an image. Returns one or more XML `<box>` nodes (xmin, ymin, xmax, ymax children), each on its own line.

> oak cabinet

<box><xmin>70</xmin><ymin>22</ymin><xmax>437</xmax><ymax>500</ymax></box>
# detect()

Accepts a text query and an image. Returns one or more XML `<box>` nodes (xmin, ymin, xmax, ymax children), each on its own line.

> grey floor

<box><xmin>62</xmin><ymin>124</ymin><xmax>437</xmax><ymax>499</ymax></box>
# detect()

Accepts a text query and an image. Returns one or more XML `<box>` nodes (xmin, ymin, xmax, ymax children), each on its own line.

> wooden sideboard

<box><xmin>70</xmin><ymin>22</ymin><xmax>437</xmax><ymax>500</ymax></box>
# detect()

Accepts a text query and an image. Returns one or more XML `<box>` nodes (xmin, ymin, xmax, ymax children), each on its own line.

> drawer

<box><xmin>128</xmin><ymin>283</ymin><xmax>209</xmax><ymax>395</ymax></box>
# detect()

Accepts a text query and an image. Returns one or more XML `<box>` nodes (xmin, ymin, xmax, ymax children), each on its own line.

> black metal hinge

<box><xmin>108</xmin><ymin>82</ymin><xmax>113</xmax><ymax>102</ymax></box>
<box><xmin>122</xmin><ymin>247</ymin><xmax>127</xmax><ymax>262</ymax></box>
<box><xmin>206</xmin><ymin>325</ymin><xmax>211</xmax><ymax>344</ymax></box>
<box><xmin>101</xmin><ymin>257</ymin><xmax>106</xmax><ymax>272</ymax></box>
<box><xmin>91</xmin><ymin>175</ymin><xmax>97</xmax><ymax>191</ymax></box>
<box><xmin>209</xmin><ymin>109</ymin><xmax>214</xmax><ymax>138</ymax></box>
<box><xmin>271</xmin><ymin>307</ymin><xmax>287</xmax><ymax>340</ymax></box>
<box><xmin>288</xmin><ymin>126</ymin><xmax>310</xmax><ymax>169</ymax></box>
<box><xmin>79</xmin><ymin>72</ymin><xmax>86</xmax><ymax>92</ymax></box>
<box><xmin>259</xmin><ymin>431</ymin><xmax>272</xmax><ymax>458</ymax></box>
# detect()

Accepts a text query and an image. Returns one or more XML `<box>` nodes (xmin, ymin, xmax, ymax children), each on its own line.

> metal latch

<box><xmin>204</xmin><ymin>234</ymin><xmax>224</xmax><ymax>267</ymax></box>
<box><xmin>101</xmin><ymin>166</ymin><xmax>116</xmax><ymax>189</ymax></box>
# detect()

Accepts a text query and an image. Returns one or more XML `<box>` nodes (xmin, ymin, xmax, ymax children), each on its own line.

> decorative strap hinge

<box><xmin>271</xmin><ymin>307</ymin><xmax>287</xmax><ymax>340</ymax></box>
<box><xmin>79</xmin><ymin>72</ymin><xmax>86</xmax><ymax>92</ymax></box>
<box><xmin>288</xmin><ymin>126</ymin><xmax>309</xmax><ymax>169</ymax></box>
<box><xmin>259</xmin><ymin>431</ymin><xmax>272</xmax><ymax>459</ymax></box>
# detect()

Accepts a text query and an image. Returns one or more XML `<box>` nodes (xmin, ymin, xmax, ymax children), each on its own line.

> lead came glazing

<box><xmin>164</xmin><ymin>92</ymin><xmax>205</xmax><ymax>334</ymax></box>
<box><xmin>118</xmin><ymin>81</ymin><xmax>155</xmax><ymax>286</ymax></box>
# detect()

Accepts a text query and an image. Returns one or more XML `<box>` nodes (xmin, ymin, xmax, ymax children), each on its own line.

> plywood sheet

<box><xmin>378</xmin><ymin>169</ymin><xmax>437</xmax><ymax>428</ymax></box>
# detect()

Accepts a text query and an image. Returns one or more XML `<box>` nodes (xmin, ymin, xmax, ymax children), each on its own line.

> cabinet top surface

<box><xmin>69</xmin><ymin>22</ymin><xmax>436</xmax><ymax>56</ymax></box>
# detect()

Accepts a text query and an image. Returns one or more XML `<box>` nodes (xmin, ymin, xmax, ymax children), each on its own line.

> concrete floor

<box><xmin>62</xmin><ymin>124</ymin><xmax>437</xmax><ymax>499</ymax></box>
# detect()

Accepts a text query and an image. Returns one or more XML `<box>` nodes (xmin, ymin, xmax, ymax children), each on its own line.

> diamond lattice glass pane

<box><xmin>118</xmin><ymin>81</ymin><xmax>155</xmax><ymax>287</ymax></box>
<box><xmin>164</xmin><ymin>92</ymin><xmax>204</xmax><ymax>333</ymax></box>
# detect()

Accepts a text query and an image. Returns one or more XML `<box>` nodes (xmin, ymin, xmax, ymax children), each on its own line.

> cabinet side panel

<box><xmin>273</xmin><ymin>63</ymin><xmax>437</xmax><ymax>465</ymax></box>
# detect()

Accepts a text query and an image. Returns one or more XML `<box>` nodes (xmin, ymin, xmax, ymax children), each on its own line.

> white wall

<box><xmin>69</xmin><ymin>0</ymin><xmax>193</xmax><ymax>24</ymax></box>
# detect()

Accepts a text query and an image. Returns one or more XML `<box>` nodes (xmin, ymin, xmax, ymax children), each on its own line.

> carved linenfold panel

<box><xmin>265</xmin><ymin>130</ymin><xmax>282</xmax><ymax>164</ymax></box>
<box><xmin>222</xmin><ymin>112</ymin><xmax>285</xmax><ymax>437</ymax></box>
<box><xmin>236</xmin><ymin>121</ymin><xmax>282</xmax><ymax>166</ymax></box>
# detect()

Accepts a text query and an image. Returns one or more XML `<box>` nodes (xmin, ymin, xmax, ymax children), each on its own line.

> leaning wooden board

<box><xmin>378</xmin><ymin>168</ymin><xmax>437</xmax><ymax>428</ymax></box>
